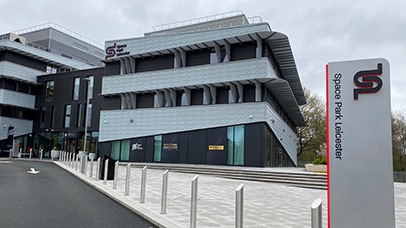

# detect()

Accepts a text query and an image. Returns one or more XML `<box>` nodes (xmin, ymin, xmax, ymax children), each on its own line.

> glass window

<box><xmin>51</xmin><ymin>106</ymin><xmax>55</xmax><ymax>128</ymax></box>
<box><xmin>45</xmin><ymin>81</ymin><xmax>54</xmax><ymax>102</ymax></box>
<box><xmin>111</xmin><ymin>141</ymin><xmax>120</xmax><ymax>160</ymax></box>
<box><xmin>40</xmin><ymin>107</ymin><xmax>46</xmax><ymax>128</ymax></box>
<box><xmin>87</xmin><ymin>104</ymin><xmax>92</xmax><ymax>127</ymax></box>
<box><xmin>120</xmin><ymin>139</ymin><xmax>130</xmax><ymax>161</ymax></box>
<box><xmin>227</xmin><ymin>126</ymin><xmax>234</xmax><ymax>165</ymax></box>
<box><xmin>64</xmin><ymin>105</ymin><xmax>71</xmax><ymax>128</ymax></box>
<box><xmin>77</xmin><ymin>104</ymin><xmax>82</xmax><ymax>127</ymax></box>
<box><xmin>88</xmin><ymin>76</ymin><xmax>94</xmax><ymax>99</ymax></box>
<box><xmin>234</xmin><ymin>125</ymin><xmax>245</xmax><ymax>165</ymax></box>
<box><xmin>73</xmin><ymin>77</ymin><xmax>80</xmax><ymax>100</ymax></box>
<box><xmin>154</xmin><ymin>135</ymin><xmax>162</xmax><ymax>162</ymax></box>
<box><xmin>227</xmin><ymin>125</ymin><xmax>245</xmax><ymax>165</ymax></box>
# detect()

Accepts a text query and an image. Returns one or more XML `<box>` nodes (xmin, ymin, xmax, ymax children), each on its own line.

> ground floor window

<box><xmin>227</xmin><ymin>125</ymin><xmax>244</xmax><ymax>165</ymax></box>
<box><xmin>120</xmin><ymin>139</ymin><xmax>130</xmax><ymax>160</ymax></box>
<box><xmin>154</xmin><ymin>135</ymin><xmax>162</xmax><ymax>162</ymax></box>
<box><xmin>111</xmin><ymin>141</ymin><xmax>120</xmax><ymax>160</ymax></box>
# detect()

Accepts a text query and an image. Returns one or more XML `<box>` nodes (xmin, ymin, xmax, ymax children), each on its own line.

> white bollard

<box><xmin>89</xmin><ymin>157</ymin><xmax>94</xmax><ymax>178</ymax></box>
<box><xmin>75</xmin><ymin>154</ymin><xmax>79</xmax><ymax>171</ymax></box>
<box><xmin>190</xmin><ymin>175</ymin><xmax>198</xmax><ymax>228</ymax></box>
<box><xmin>113</xmin><ymin>161</ymin><xmax>119</xmax><ymax>190</ymax></box>
<box><xmin>40</xmin><ymin>149</ymin><xmax>43</xmax><ymax>160</ymax></box>
<box><xmin>19</xmin><ymin>148</ymin><xmax>22</xmax><ymax>159</ymax></box>
<box><xmin>103</xmin><ymin>159</ymin><xmax>109</xmax><ymax>185</ymax></box>
<box><xmin>311</xmin><ymin>198</ymin><xmax>322</xmax><ymax>228</ymax></box>
<box><xmin>30</xmin><ymin>148</ymin><xmax>32</xmax><ymax>160</ymax></box>
<box><xmin>140</xmin><ymin>165</ymin><xmax>147</xmax><ymax>203</ymax></box>
<box><xmin>125</xmin><ymin>163</ymin><xmax>131</xmax><ymax>196</ymax></box>
<box><xmin>161</xmin><ymin>170</ymin><xmax>169</xmax><ymax>214</ymax></box>
<box><xmin>95</xmin><ymin>157</ymin><xmax>101</xmax><ymax>181</ymax></box>
<box><xmin>84</xmin><ymin>156</ymin><xmax>88</xmax><ymax>175</ymax></box>
<box><xmin>235</xmin><ymin>184</ymin><xmax>244</xmax><ymax>228</ymax></box>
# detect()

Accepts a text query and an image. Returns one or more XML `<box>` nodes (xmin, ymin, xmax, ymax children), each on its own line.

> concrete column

<box><xmin>173</xmin><ymin>49</ymin><xmax>181</xmax><ymax>68</ymax></box>
<box><xmin>209</xmin><ymin>85</ymin><xmax>217</xmax><ymax>104</ymax></box>
<box><xmin>164</xmin><ymin>90</ymin><xmax>172</xmax><ymax>107</ymax></box>
<box><xmin>203</xmin><ymin>86</ymin><xmax>211</xmax><ymax>104</ymax></box>
<box><xmin>130</xmin><ymin>92</ymin><xmax>137</xmax><ymax>109</ymax></box>
<box><xmin>170</xmin><ymin>89</ymin><xmax>177</xmax><ymax>107</ymax></box>
<box><xmin>120</xmin><ymin>94</ymin><xmax>127</xmax><ymax>109</ymax></box>
<box><xmin>180</xmin><ymin>48</ymin><xmax>186</xmax><ymax>67</ymax></box>
<box><xmin>255</xmin><ymin>81</ymin><xmax>262</xmax><ymax>102</ymax></box>
<box><xmin>125</xmin><ymin>93</ymin><xmax>132</xmax><ymax>109</ymax></box>
<box><xmin>255</xmin><ymin>34</ymin><xmax>263</xmax><ymax>58</ymax></box>
<box><xmin>130</xmin><ymin>57</ymin><xmax>136</xmax><ymax>73</ymax></box>
<box><xmin>214</xmin><ymin>42</ymin><xmax>221</xmax><ymax>63</ymax></box>
<box><xmin>119</xmin><ymin>58</ymin><xmax>126</xmax><ymax>75</ymax></box>
<box><xmin>155</xmin><ymin>90</ymin><xmax>164</xmax><ymax>107</ymax></box>
<box><xmin>224</xmin><ymin>40</ymin><xmax>231</xmax><ymax>62</ymax></box>
<box><xmin>184</xmin><ymin>88</ymin><xmax>191</xmax><ymax>105</ymax></box>
<box><xmin>124</xmin><ymin>57</ymin><xmax>132</xmax><ymax>74</ymax></box>
<box><xmin>230</xmin><ymin>83</ymin><xmax>238</xmax><ymax>103</ymax></box>
<box><xmin>236</xmin><ymin>82</ymin><xmax>244</xmax><ymax>103</ymax></box>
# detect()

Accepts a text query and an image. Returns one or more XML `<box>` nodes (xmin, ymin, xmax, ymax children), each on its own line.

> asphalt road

<box><xmin>0</xmin><ymin>160</ymin><xmax>155</xmax><ymax>228</ymax></box>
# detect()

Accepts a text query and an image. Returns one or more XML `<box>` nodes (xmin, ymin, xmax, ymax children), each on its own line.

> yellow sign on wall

<box><xmin>209</xmin><ymin>145</ymin><xmax>224</xmax><ymax>150</ymax></box>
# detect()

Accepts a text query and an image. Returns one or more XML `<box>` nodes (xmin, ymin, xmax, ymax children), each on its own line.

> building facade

<box><xmin>0</xmin><ymin>24</ymin><xmax>103</xmax><ymax>157</ymax></box>
<box><xmin>98</xmin><ymin>12</ymin><xmax>306</xmax><ymax>167</ymax></box>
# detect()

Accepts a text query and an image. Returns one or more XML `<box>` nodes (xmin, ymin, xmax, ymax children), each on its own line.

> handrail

<box><xmin>151</xmin><ymin>10</ymin><xmax>244</xmax><ymax>31</ymax></box>
<box><xmin>13</xmin><ymin>22</ymin><xmax>104</xmax><ymax>49</ymax></box>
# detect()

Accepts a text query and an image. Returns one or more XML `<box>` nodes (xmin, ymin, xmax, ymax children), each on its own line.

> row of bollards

<box><xmin>58</xmin><ymin>155</ymin><xmax>324</xmax><ymax>228</ymax></box>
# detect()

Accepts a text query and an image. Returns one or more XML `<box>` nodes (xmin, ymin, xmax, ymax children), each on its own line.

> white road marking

<box><xmin>27</xmin><ymin>168</ymin><xmax>40</xmax><ymax>174</ymax></box>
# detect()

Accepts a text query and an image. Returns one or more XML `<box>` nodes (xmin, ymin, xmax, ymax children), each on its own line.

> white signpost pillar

<box><xmin>327</xmin><ymin>58</ymin><xmax>395</xmax><ymax>227</ymax></box>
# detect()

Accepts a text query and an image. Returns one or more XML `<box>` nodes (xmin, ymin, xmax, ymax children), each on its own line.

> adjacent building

<box><xmin>0</xmin><ymin>24</ymin><xmax>103</xmax><ymax>157</ymax></box>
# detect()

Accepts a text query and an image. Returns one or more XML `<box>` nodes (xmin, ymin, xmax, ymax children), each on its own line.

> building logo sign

<box><xmin>353</xmin><ymin>63</ymin><xmax>383</xmax><ymax>100</ymax></box>
<box><xmin>132</xmin><ymin>143</ymin><xmax>143</xmax><ymax>150</ymax></box>
<box><xmin>105</xmin><ymin>42</ymin><xmax>130</xmax><ymax>60</ymax></box>
<box><xmin>327</xmin><ymin>58</ymin><xmax>394</xmax><ymax>228</ymax></box>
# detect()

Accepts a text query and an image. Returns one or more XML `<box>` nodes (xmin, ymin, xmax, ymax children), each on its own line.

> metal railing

<box><xmin>152</xmin><ymin>10</ymin><xmax>245</xmax><ymax>31</ymax></box>
<box><xmin>13</xmin><ymin>22</ymin><xmax>104</xmax><ymax>49</ymax></box>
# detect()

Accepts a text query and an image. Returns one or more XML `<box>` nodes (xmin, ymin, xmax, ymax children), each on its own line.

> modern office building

<box><xmin>0</xmin><ymin>24</ymin><xmax>103</xmax><ymax>157</ymax></box>
<box><xmin>98</xmin><ymin>11</ymin><xmax>306</xmax><ymax>167</ymax></box>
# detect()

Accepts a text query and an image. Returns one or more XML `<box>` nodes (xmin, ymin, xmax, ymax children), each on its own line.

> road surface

<box><xmin>0</xmin><ymin>160</ymin><xmax>155</xmax><ymax>228</ymax></box>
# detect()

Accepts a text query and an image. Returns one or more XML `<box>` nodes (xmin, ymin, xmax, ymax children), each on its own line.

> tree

<box><xmin>392</xmin><ymin>110</ymin><xmax>406</xmax><ymax>171</ymax></box>
<box><xmin>297</xmin><ymin>87</ymin><xmax>327</xmax><ymax>161</ymax></box>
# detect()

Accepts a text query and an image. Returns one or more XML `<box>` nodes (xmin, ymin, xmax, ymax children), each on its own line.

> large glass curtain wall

<box><xmin>227</xmin><ymin>125</ymin><xmax>244</xmax><ymax>165</ymax></box>
<box><xmin>266</xmin><ymin>126</ymin><xmax>294</xmax><ymax>167</ymax></box>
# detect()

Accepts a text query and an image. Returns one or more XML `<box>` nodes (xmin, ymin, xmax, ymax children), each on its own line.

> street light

<box><xmin>83</xmin><ymin>77</ymin><xmax>91</xmax><ymax>157</ymax></box>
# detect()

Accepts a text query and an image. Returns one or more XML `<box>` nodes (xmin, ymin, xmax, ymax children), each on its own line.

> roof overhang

<box><xmin>0</xmin><ymin>40</ymin><xmax>94</xmax><ymax>70</ymax></box>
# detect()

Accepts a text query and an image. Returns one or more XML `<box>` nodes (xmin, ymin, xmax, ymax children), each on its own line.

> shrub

<box><xmin>313</xmin><ymin>157</ymin><xmax>327</xmax><ymax>165</ymax></box>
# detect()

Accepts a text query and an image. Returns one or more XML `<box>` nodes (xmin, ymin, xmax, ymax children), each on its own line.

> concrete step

<box><xmin>126</xmin><ymin>163</ymin><xmax>327</xmax><ymax>190</ymax></box>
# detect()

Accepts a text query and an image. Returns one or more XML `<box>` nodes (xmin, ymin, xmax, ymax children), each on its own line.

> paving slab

<box><xmin>54</xmin><ymin>160</ymin><xmax>406</xmax><ymax>227</ymax></box>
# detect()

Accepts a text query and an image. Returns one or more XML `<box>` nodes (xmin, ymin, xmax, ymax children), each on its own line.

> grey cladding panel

<box><xmin>99</xmin><ymin>102</ymin><xmax>297</xmax><ymax>165</ymax></box>
<box><xmin>102</xmin><ymin>58</ymin><xmax>277</xmax><ymax>95</ymax></box>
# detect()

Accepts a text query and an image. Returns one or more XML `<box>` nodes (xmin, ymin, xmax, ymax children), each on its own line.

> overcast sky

<box><xmin>0</xmin><ymin>0</ymin><xmax>404</xmax><ymax>111</ymax></box>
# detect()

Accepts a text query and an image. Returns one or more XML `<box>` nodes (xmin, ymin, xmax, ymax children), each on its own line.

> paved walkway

<box><xmin>53</xmin><ymin>160</ymin><xmax>406</xmax><ymax>227</ymax></box>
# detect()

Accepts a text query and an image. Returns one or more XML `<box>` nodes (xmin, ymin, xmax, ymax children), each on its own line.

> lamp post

<box><xmin>83</xmin><ymin>77</ymin><xmax>91</xmax><ymax>157</ymax></box>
